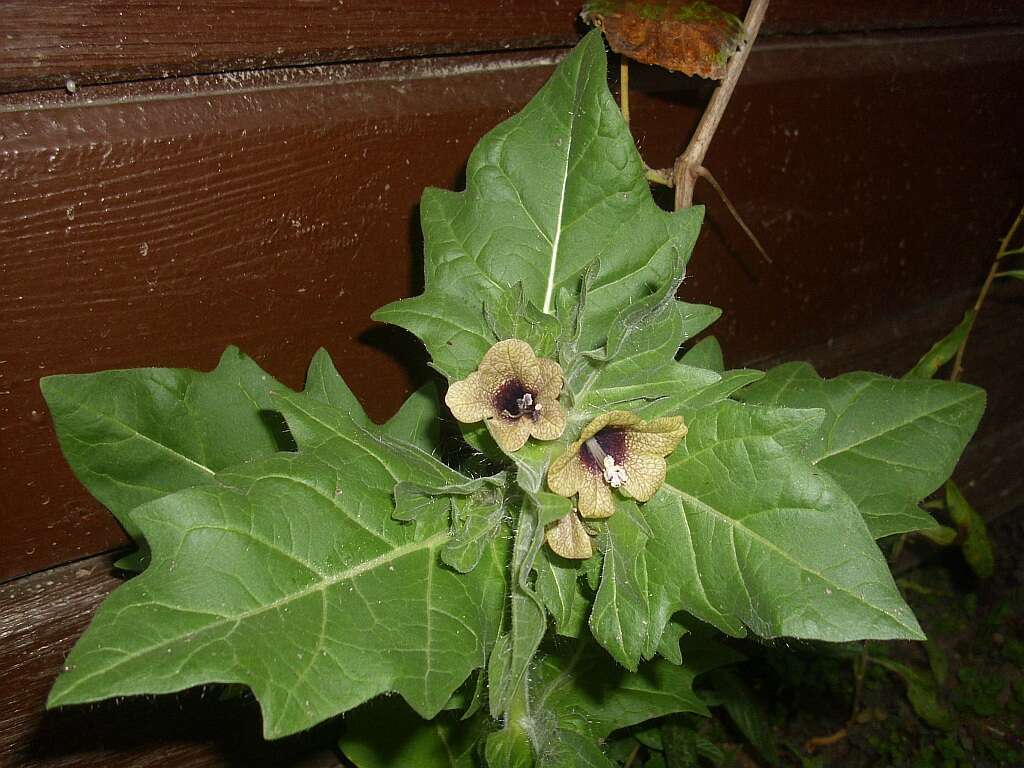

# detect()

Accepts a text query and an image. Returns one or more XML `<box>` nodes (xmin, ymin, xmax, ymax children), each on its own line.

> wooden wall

<box><xmin>1</xmin><ymin>2</ymin><xmax>1022</xmax><ymax>765</ymax></box>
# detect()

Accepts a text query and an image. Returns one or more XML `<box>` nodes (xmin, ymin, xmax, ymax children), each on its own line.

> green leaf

<box><xmin>485</xmin><ymin>724</ymin><xmax>534</xmax><ymax>768</ymax></box>
<box><xmin>48</xmin><ymin>408</ymin><xmax>507</xmax><ymax>739</ymax></box>
<box><xmin>904</xmin><ymin>311</ymin><xmax>974</xmax><ymax>379</ymax></box>
<box><xmin>919</xmin><ymin>524</ymin><xmax>957</xmax><ymax>546</ymax></box>
<box><xmin>946</xmin><ymin>479</ymin><xmax>994</xmax><ymax>578</ymax></box>
<box><xmin>708</xmin><ymin>668</ymin><xmax>780</xmax><ymax>765</ymax></box>
<box><xmin>590</xmin><ymin>503</ymin><xmax>652</xmax><ymax>669</ymax></box>
<box><xmin>40</xmin><ymin>346</ymin><xmax>291</xmax><ymax>545</ymax></box>
<box><xmin>486</xmin><ymin>282</ymin><xmax>562</xmax><ymax>359</ymax></box>
<box><xmin>873</xmin><ymin>657</ymin><xmax>954</xmax><ymax>730</ymax></box>
<box><xmin>374</xmin><ymin>30</ymin><xmax>703</xmax><ymax>378</ymax></box>
<box><xmin>536</xmin><ymin>730</ymin><xmax>617</xmax><ymax>768</ymax></box>
<box><xmin>996</xmin><ymin>269</ymin><xmax>1024</xmax><ymax>279</ymax></box>
<box><xmin>656</xmin><ymin>617</ymin><xmax>690</xmax><ymax>665</ymax></box>
<box><xmin>339</xmin><ymin>697</ymin><xmax>488</xmax><ymax>768</ymax></box>
<box><xmin>569</xmin><ymin>297</ymin><xmax>721</xmax><ymax>421</ymax></box>
<box><xmin>533</xmin><ymin>633</ymin><xmax>740</xmax><ymax>739</ymax></box>
<box><xmin>502</xmin><ymin>500</ymin><xmax>552</xmax><ymax>716</ymax></box>
<box><xmin>736</xmin><ymin>362</ymin><xmax>985</xmax><ymax>538</ymax></box>
<box><xmin>661</xmin><ymin>720</ymin><xmax>699</xmax><ymax>768</ymax></box>
<box><xmin>383</xmin><ymin>381</ymin><xmax>443</xmax><ymax>454</ymax></box>
<box><xmin>680</xmin><ymin>336</ymin><xmax>724</xmax><ymax>373</ymax></box>
<box><xmin>444</xmin><ymin>491</ymin><xmax>508</xmax><ymax>574</ymax></box>
<box><xmin>303</xmin><ymin>347</ymin><xmax>372</xmax><ymax>427</ymax></box>
<box><xmin>304</xmin><ymin>350</ymin><xmax>443</xmax><ymax>456</ymax></box>
<box><xmin>646</xmin><ymin>400</ymin><xmax>924</xmax><ymax>644</ymax></box>
<box><xmin>535</xmin><ymin>548</ymin><xmax>591</xmax><ymax>638</ymax></box>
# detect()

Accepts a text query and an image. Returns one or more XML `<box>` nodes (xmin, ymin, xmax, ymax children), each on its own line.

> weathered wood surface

<box><xmin>2</xmin><ymin>27</ymin><xmax>1022</xmax><ymax>582</ymax></box>
<box><xmin>2</xmin><ymin>1</ymin><xmax>1022</xmax><ymax>93</ymax></box>
<box><xmin>2</xmin><ymin>282</ymin><xmax>1021</xmax><ymax>768</ymax></box>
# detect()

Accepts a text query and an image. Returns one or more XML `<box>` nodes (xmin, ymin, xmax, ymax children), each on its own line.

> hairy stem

<box><xmin>620</xmin><ymin>57</ymin><xmax>630</xmax><ymax>125</ymax></box>
<box><xmin>674</xmin><ymin>0</ymin><xmax>770</xmax><ymax>210</ymax></box>
<box><xmin>950</xmin><ymin>203</ymin><xmax>1024</xmax><ymax>382</ymax></box>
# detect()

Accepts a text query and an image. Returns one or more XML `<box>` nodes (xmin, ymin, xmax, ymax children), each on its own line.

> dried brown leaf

<box><xmin>582</xmin><ymin>0</ymin><xmax>745</xmax><ymax>79</ymax></box>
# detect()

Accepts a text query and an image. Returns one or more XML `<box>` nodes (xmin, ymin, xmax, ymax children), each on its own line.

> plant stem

<box><xmin>852</xmin><ymin>642</ymin><xmax>870</xmax><ymax>717</ymax></box>
<box><xmin>620</xmin><ymin>57</ymin><xmax>630</xmax><ymax>125</ymax></box>
<box><xmin>673</xmin><ymin>0</ymin><xmax>770</xmax><ymax>211</ymax></box>
<box><xmin>693</xmin><ymin>165</ymin><xmax>772</xmax><ymax>263</ymax></box>
<box><xmin>950</xmin><ymin>203</ymin><xmax>1024</xmax><ymax>382</ymax></box>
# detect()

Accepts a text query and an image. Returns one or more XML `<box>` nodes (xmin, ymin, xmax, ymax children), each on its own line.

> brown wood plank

<box><xmin>2</xmin><ymin>283</ymin><xmax>1021</xmax><ymax>767</ymax></box>
<box><xmin>0</xmin><ymin>51</ymin><xmax>559</xmax><ymax>583</ymax></box>
<box><xmin>0</xmin><ymin>554</ymin><xmax>342</xmax><ymax>767</ymax></box>
<box><xmin>1</xmin><ymin>0</ymin><xmax>1022</xmax><ymax>94</ymax></box>
<box><xmin>1</xmin><ymin>29</ymin><xmax>1022</xmax><ymax>582</ymax></box>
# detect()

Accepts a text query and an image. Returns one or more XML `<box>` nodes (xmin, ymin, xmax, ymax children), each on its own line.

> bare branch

<box><xmin>674</xmin><ymin>0</ymin><xmax>770</xmax><ymax>211</ymax></box>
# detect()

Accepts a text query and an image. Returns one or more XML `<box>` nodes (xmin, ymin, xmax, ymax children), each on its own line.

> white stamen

<box><xmin>516</xmin><ymin>393</ymin><xmax>534</xmax><ymax>411</ymax></box>
<box><xmin>603</xmin><ymin>455</ymin><xmax>628</xmax><ymax>487</ymax></box>
<box><xmin>585</xmin><ymin>436</ymin><xmax>628</xmax><ymax>488</ymax></box>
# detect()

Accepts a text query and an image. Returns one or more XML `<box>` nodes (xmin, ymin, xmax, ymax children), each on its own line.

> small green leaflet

<box><xmin>945</xmin><ymin>479</ymin><xmax>994</xmax><ymax>579</ymax></box>
<box><xmin>40</xmin><ymin>346</ymin><xmax>290</xmax><ymax>544</ymax></box>
<box><xmin>903</xmin><ymin>311</ymin><xmax>974</xmax><ymax>380</ymax></box>
<box><xmin>374</xmin><ymin>30</ymin><xmax>703</xmax><ymax>378</ymax></box>
<box><xmin>736</xmin><ymin>362</ymin><xmax>985</xmax><ymax>538</ymax></box>
<box><xmin>535</xmin><ymin>547</ymin><xmax>591</xmax><ymax>638</ymax></box>
<box><xmin>680</xmin><ymin>335</ymin><xmax>724</xmax><ymax>373</ymax></box>
<box><xmin>339</xmin><ymin>697</ymin><xmax>488</xmax><ymax>768</ymax></box>
<box><xmin>531</xmin><ymin>633</ymin><xmax>741</xmax><ymax>740</ymax></box>
<box><xmin>48</xmin><ymin>384</ymin><xmax>507</xmax><ymax>739</ymax></box>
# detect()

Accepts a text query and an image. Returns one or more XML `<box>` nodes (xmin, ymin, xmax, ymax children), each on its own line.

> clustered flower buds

<box><xmin>444</xmin><ymin>339</ymin><xmax>566</xmax><ymax>453</ymax></box>
<box><xmin>445</xmin><ymin>340</ymin><xmax>688</xmax><ymax>560</ymax></box>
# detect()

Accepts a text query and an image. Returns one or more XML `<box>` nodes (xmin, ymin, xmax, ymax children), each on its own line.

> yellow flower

<box><xmin>444</xmin><ymin>339</ymin><xmax>566</xmax><ymax>453</ymax></box>
<box><xmin>545</xmin><ymin>509</ymin><xmax>593</xmax><ymax>560</ymax></box>
<box><xmin>547</xmin><ymin>411</ymin><xmax>687</xmax><ymax>519</ymax></box>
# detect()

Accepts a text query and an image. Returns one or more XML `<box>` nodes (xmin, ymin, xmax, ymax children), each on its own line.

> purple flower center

<box><xmin>494</xmin><ymin>379</ymin><xmax>540</xmax><ymax>422</ymax></box>
<box><xmin>580</xmin><ymin>427</ymin><xmax>627</xmax><ymax>475</ymax></box>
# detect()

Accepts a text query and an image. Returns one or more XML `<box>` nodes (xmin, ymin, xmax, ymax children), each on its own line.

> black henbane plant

<box><xmin>42</xmin><ymin>31</ymin><xmax>985</xmax><ymax>767</ymax></box>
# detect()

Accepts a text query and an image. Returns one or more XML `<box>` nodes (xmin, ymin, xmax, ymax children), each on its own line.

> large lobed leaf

<box><xmin>47</xmin><ymin>370</ymin><xmax>507</xmax><ymax>739</ymax></box>
<box><xmin>579</xmin><ymin>400</ymin><xmax>926</xmax><ymax>669</ymax></box>
<box><xmin>374</xmin><ymin>30</ymin><xmax>703</xmax><ymax>378</ymax></box>
<box><xmin>736</xmin><ymin>362</ymin><xmax>985</xmax><ymax>538</ymax></box>
<box><xmin>40</xmin><ymin>346</ymin><xmax>290</xmax><ymax>543</ymax></box>
<box><xmin>650</xmin><ymin>400</ymin><xmax>924</xmax><ymax>643</ymax></box>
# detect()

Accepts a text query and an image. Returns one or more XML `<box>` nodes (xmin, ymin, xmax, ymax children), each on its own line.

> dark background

<box><xmin>1</xmin><ymin>2</ymin><xmax>1022</xmax><ymax>765</ymax></box>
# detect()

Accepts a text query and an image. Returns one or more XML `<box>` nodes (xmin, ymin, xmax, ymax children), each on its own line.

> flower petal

<box><xmin>480</xmin><ymin>339</ymin><xmax>541</xmax><ymax>390</ymax></box>
<box><xmin>445</xmin><ymin>372</ymin><xmax>492</xmax><ymax>423</ymax></box>
<box><xmin>536</xmin><ymin>357</ymin><xmax>564</xmax><ymax>398</ymax></box>
<box><xmin>486</xmin><ymin>416</ymin><xmax>532</xmax><ymax>453</ymax></box>
<box><xmin>621</xmin><ymin>453</ymin><xmax>668</xmax><ymax>502</ymax></box>
<box><xmin>628</xmin><ymin>415</ymin><xmax>688</xmax><ymax>455</ymax></box>
<box><xmin>545</xmin><ymin>512</ymin><xmax>593</xmax><ymax>559</ymax></box>
<box><xmin>577</xmin><ymin>473</ymin><xmax>616</xmax><ymax>519</ymax></box>
<box><xmin>548</xmin><ymin>448</ymin><xmax>586</xmax><ymax>497</ymax></box>
<box><xmin>531</xmin><ymin>401</ymin><xmax>566</xmax><ymax>441</ymax></box>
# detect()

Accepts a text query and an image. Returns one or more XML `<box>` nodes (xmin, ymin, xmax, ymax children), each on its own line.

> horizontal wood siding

<box><xmin>1</xmin><ymin>1</ymin><xmax>1022</xmax><ymax>92</ymax></box>
<box><xmin>4</xmin><ymin>28</ymin><xmax>1022</xmax><ymax>582</ymax></box>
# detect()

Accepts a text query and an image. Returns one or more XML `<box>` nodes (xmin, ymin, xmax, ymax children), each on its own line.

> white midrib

<box><xmin>52</xmin><ymin>531</ymin><xmax>449</xmax><ymax>702</ymax></box>
<box><xmin>541</xmin><ymin>100</ymin><xmax>578</xmax><ymax>314</ymax></box>
<box><xmin>662</xmin><ymin>482</ymin><xmax>920</xmax><ymax>635</ymax></box>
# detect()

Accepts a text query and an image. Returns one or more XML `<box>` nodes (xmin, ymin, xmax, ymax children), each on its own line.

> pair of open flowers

<box><xmin>445</xmin><ymin>339</ymin><xmax>687</xmax><ymax>559</ymax></box>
